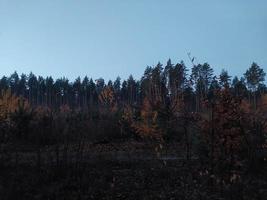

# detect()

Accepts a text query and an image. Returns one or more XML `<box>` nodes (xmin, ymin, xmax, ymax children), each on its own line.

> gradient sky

<box><xmin>0</xmin><ymin>0</ymin><xmax>266</xmax><ymax>81</ymax></box>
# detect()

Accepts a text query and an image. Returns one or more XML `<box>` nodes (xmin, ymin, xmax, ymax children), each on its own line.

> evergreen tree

<box><xmin>219</xmin><ymin>69</ymin><xmax>231</xmax><ymax>88</ymax></box>
<box><xmin>244</xmin><ymin>62</ymin><xmax>266</xmax><ymax>108</ymax></box>
<box><xmin>0</xmin><ymin>76</ymin><xmax>9</xmax><ymax>91</ymax></box>
<box><xmin>190</xmin><ymin>63</ymin><xmax>213</xmax><ymax>111</ymax></box>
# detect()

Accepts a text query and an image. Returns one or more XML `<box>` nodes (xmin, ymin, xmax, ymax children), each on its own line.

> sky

<box><xmin>0</xmin><ymin>0</ymin><xmax>266</xmax><ymax>82</ymax></box>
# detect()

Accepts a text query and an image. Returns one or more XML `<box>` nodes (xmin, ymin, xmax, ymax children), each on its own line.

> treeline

<box><xmin>0</xmin><ymin>60</ymin><xmax>267</xmax><ymax>199</ymax></box>
<box><xmin>0</xmin><ymin>60</ymin><xmax>266</xmax><ymax>143</ymax></box>
<box><xmin>1</xmin><ymin>60</ymin><xmax>266</xmax><ymax>110</ymax></box>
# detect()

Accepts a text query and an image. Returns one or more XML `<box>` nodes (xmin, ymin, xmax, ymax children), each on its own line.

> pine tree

<box><xmin>244</xmin><ymin>62</ymin><xmax>266</xmax><ymax>109</ymax></box>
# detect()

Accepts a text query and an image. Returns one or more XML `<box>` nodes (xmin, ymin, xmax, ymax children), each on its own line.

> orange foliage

<box><xmin>121</xmin><ymin>105</ymin><xmax>134</xmax><ymax>124</ymax></box>
<box><xmin>201</xmin><ymin>89</ymin><xmax>267</xmax><ymax>176</ymax></box>
<box><xmin>201</xmin><ymin>90</ymin><xmax>247</xmax><ymax>166</ymax></box>
<box><xmin>132</xmin><ymin>97</ymin><xmax>163</xmax><ymax>140</ymax></box>
<box><xmin>0</xmin><ymin>89</ymin><xmax>30</xmax><ymax>120</ymax></box>
<box><xmin>98</xmin><ymin>86</ymin><xmax>117</xmax><ymax>113</ymax></box>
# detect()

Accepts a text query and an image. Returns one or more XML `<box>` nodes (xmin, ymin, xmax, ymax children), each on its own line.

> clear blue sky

<box><xmin>0</xmin><ymin>0</ymin><xmax>266</xmax><ymax>81</ymax></box>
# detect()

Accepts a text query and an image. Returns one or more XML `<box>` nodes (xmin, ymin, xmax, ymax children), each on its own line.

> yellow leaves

<box><xmin>0</xmin><ymin>89</ymin><xmax>27</xmax><ymax>120</ymax></box>
<box><xmin>140</xmin><ymin>97</ymin><xmax>152</xmax><ymax>118</ymax></box>
<box><xmin>133</xmin><ymin>122</ymin><xmax>162</xmax><ymax>140</ymax></box>
<box><xmin>132</xmin><ymin>97</ymin><xmax>163</xmax><ymax>140</ymax></box>
<box><xmin>0</xmin><ymin>89</ymin><xmax>18</xmax><ymax>116</ymax></box>
<box><xmin>121</xmin><ymin>105</ymin><xmax>133</xmax><ymax>123</ymax></box>
<box><xmin>140</xmin><ymin>97</ymin><xmax>158</xmax><ymax>123</ymax></box>
<box><xmin>99</xmin><ymin>86</ymin><xmax>115</xmax><ymax>106</ymax></box>
<box><xmin>98</xmin><ymin>86</ymin><xmax>117</xmax><ymax>113</ymax></box>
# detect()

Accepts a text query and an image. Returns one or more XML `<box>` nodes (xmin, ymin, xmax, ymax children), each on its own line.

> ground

<box><xmin>0</xmin><ymin>140</ymin><xmax>267</xmax><ymax>200</ymax></box>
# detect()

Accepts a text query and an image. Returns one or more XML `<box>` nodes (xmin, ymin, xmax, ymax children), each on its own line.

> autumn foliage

<box><xmin>0</xmin><ymin>61</ymin><xmax>266</xmax><ymax>199</ymax></box>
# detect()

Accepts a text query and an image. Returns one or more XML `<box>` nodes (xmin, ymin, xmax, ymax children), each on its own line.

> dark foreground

<box><xmin>0</xmin><ymin>141</ymin><xmax>267</xmax><ymax>200</ymax></box>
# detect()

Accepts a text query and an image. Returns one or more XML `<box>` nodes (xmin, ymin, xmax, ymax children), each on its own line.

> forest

<box><xmin>0</xmin><ymin>60</ymin><xmax>267</xmax><ymax>199</ymax></box>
